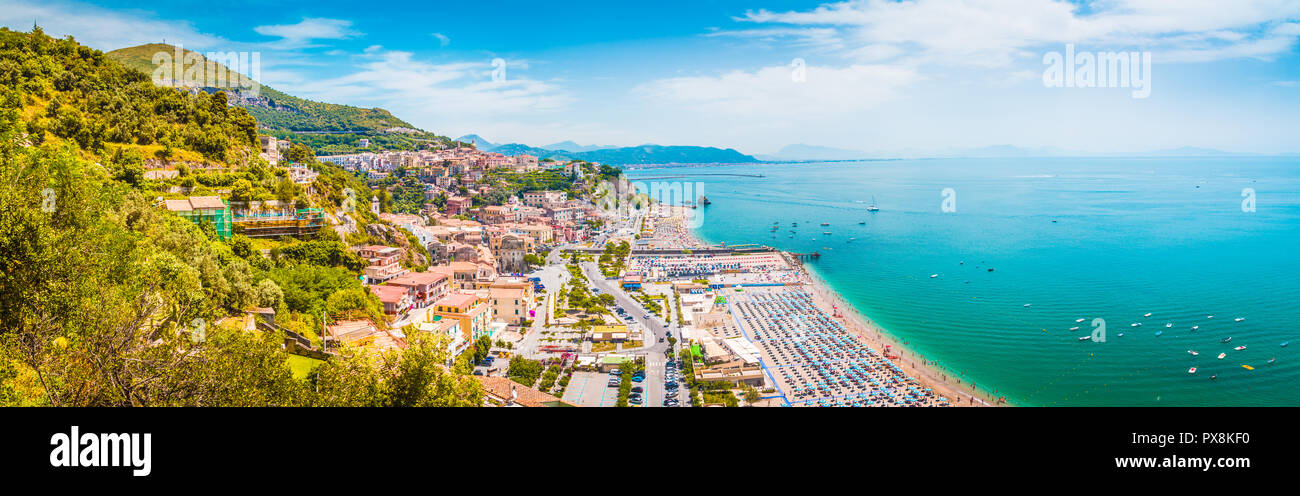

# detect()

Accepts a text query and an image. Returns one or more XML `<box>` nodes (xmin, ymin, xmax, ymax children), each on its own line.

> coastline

<box><xmin>673</xmin><ymin>205</ymin><xmax>1002</xmax><ymax>407</ymax></box>
<box><xmin>793</xmin><ymin>261</ymin><xmax>1003</xmax><ymax>407</ymax></box>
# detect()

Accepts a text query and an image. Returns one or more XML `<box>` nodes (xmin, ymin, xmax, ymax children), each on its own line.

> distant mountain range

<box><xmin>455</xmin><ymin>135</ymin><xmax>758</xmax><ymax>165</ymax></box>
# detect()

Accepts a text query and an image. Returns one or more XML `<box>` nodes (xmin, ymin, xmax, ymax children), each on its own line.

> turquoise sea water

<box><xmin>626</xmin><ymin>157</ymin><xmax>1300</xmax><ymax>406</ymax></box>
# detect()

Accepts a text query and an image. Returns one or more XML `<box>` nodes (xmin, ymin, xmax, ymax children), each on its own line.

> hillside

<box><xmin>107</xmin><ymin>43</ymin><xmax>416</xmax><ymax>133</ymax></box>
<box><xmin>0</xmin><ymin>28</ymin><xmax>482</xmax><ymax>407</ymax></box>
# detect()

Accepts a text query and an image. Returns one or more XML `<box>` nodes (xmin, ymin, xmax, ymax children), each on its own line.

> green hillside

<box><xmin>106</xmin><ymin>43</ymin><xmax>429</xmax><ymax>136</ymax></box>
<box><xmin>0</xmin><ymin>28</ymin><xmax>483</xmax><ymax>407</ymax></box>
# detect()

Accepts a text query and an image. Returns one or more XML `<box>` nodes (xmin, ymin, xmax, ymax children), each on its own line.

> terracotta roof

<box><xmin>477</xmin><ymin>376</ymin><xmax>576</xmax><ymax>407</ymax></box>
<box><xmin>387</xmin><ymin>271</ymin><xmax>449</xmax><ymax>287</ymax></box>
<box><xmin>434</xmin><ymin>292</ymin><xmax>478</xmax><ymax>309</ymax></box>
<box><xmin>188</xmin><ymin>196</ymin><xmax>226</xmax><ymax>209</ymax></box>
<box><xmin>368</xmin><ymin>284</ymin><xmax>411</xmax><ymax>304</ymax></box>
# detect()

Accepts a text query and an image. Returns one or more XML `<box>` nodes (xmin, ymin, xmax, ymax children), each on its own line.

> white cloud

<box><xmin>736</xmin><ymin>0</ymin><xmax>1300</xmax><ymax>67</ymax></box>
<box><xmin>285</xmin><ymin>48</ymin><xmax>574</xmax><ymax>129</ymax></box>
<box><xmin>253</xmin><ymin>18</ymin><xmax>361</xmax><ymax>48</ymax></box>
<box><xmin>432</xmin><ymin>32</ymin><xmax>450</xmax><ymax>48</ymax></box>
<box><xmin>633</xmin><ymin>63</ymin><xmax>917</xmax><ymax>118</ymax></box>
<box><xmin>0</xmin><ymin>0</ymin><xmax>225</xmax><ymax>50</ymax></box>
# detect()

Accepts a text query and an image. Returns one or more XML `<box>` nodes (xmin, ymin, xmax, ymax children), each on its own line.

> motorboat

<box><xmin>1234</xmin><ymin>345</ymin><xmax>1247</xmax><ymax>351</ymax></box>
<box><xmin>1234</xmin><ymin>317</ymin><xmax>1245</xmax><ymax>322</ymax></box>
<box><xmin>1188</xmin><ymin>367</ymin><xmax>1197</xmax><ymax>374</ymax></box>
<box><xmin>1221</xmin><ymin>337</ymin><xmax>1232</xmax><ymax>343</ymax></box>
<box><xmin>1217</xmin><ymin>353</ymin><xmax>1226</xmax><ymax>359</ymax></box>
<box><xmin>1144</xmin><ymin>312</ymin><xmax>1153</xmax><ymax>317</ymax></box>
<box><xmin>1079</xmin><ymin>336</ymin><xmax>1091</xmax><ymax>341</ymax></box>
<box><xmin>1188</xmin><ymin>350</ymin><xmax>1199</xmax><ymax>356</ymax></box>
<box><xmin>930</xmin><ymin>274</ymin><xmax>938</xmax><ymax>278</ymax></box>
<box><xmin>1075</xmin><ymin>318</ymin><xmax>1086</xmax><ymax>323</ymax></box>
<box><xmin>1069</xmin><ymin>327</ymin><xmax>1079</xmax><ymax>331</ymax></box>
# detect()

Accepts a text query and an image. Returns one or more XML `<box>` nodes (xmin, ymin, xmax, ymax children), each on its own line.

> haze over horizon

<box><xmin>7</xmin><ymin>0</ymin><xmax>1300</xmax><ymax>156</ymax></box>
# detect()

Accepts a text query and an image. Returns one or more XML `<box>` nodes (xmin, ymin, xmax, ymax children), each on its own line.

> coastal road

<box><xmin>578</xmin><ymin>261</ymin><xmax>683</xmax><ymax>407</ymax></box>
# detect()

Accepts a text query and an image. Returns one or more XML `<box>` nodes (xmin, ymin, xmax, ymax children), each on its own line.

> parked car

<box><xmin>610</xmin><ymin>369</ymin><xmax>623</xmax><ymax>376</ymax></box>
<box><xmin>631</xmin><ymin>386</ymin><xmax>644</xmax><ymax>394</ymax></box>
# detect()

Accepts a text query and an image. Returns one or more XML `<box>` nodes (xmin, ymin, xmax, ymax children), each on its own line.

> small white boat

<box><xmin>1190</xmin><ymin>326</ymin><xmax>1199</xmax><ymax>331</ymax></box>
<box><xmin>1023</xmin><ymin>304</ymin><xmax>1032</xmax><ymax>308</ymax></box>
<box><xmin>1188</xmin><ymin>350</ymin><xmax>1199</xmax><ymax>356</ymax></box>
<box><xmin>1234</xmin><ymin>317</ymin><xmax>1245</xmax><ymax>322</ymax></box>
<box><xmin>1130</xmin><ymin>323</ymin><xmax>1142</xmax><ymax>327</ymax></box>
<box><xmin>929</xmin><ymin>274</ymin><xmax>938</xmax><ymax>278</ymax></box>
<box><xmin>1075</xmin><ymin>318</ymin><xmax>1086</xmax><ymax>323</ymax></box>
<box><xmin>1217</xmin><ymin>353</ymin><xmax>1226</xmax><ymax>360</ymax></box>
<box><xmin>1207</xmin><ymin>315</ymin><xmax>1214</xmax><ymax>319</ymax></box>
<box><xmin>820</xmin><ymin>222</ymin><xmax>830</xmax><ymax>226</ymax></box>
<box><xmin>1155</xmin><ymin>331</ymin><xmax>1164</xmax><ymax>336</ymax></box>
<box><xmin>1117</xmin><ymin>332</ymin><xmax>1125</xmax><ymax>337</ymax></box>
<box><xmin>1234</xmin><ymin>345</ymin><xmax>1247</xmax><ymax>351</ymax></box>
<box><xmin>1079</xmin><ymin>336</ymin><xmax>1091</xmax><ymax>341</ymax></box>
<box><xmin>1188</xmin><ymin>367</ymin><xmax>1197</xmax><ymax>374</ymax></box>
<box><xmin>1144</xmin><ymin>312</ymin><xmax>1153</xmax><ymax>317</ymax></box>
<box><xmin>1069</xmin><ymin>327</ymin><xmax>1079</xmax><ymax>331</ymax></box>
<box><xmin>1165</xmin><ymin>323</ymin><xmax>1173</xmax><ymax>328</ymax></box>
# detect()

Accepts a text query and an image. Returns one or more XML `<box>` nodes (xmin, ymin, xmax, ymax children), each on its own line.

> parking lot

<box><xmin>561</xmin><ymin>371</ymin><xmax>618</xmax><ymax>407</ymax></box>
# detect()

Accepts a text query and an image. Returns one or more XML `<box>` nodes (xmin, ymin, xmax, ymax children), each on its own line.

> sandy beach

<box><xmin>650</xmin><ymin>205</ymin><xmax>1002</xmax><ymax>406</ymax></box>
<box><xmin>792</xmin><ymin>261</ymin><xmax>1003</xmax><ymax>406</ymax></box>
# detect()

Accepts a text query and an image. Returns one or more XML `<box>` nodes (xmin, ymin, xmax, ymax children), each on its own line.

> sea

<box><xmin>625</xmin><ymin>157</ymin><xmax>1300</xmax><ymax>406</ymax></box>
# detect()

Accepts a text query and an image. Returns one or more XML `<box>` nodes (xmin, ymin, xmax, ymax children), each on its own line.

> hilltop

<box><xmin>107</xmin><ymin>43</ymin><xmax>454</xmax><ymax>154</ymax></box>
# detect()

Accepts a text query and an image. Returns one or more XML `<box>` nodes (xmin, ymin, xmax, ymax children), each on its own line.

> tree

<box><xmin>254</xmin><ymin>279</ymin><xmax>283</xmax><ymax>308</ymax></box>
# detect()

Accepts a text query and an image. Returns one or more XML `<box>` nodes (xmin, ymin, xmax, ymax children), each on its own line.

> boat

<box><xmin>1075</xmin><ymin>318</ymin><xmax>1086</xmax><ymax>323</ymax></box>
<box><xmin>929</xmin><ymin>274</ymin><xmax>938</xmax><ymax>278</ymax></box>
<box><xmin>1188</xmin><ymin>367</ymin><xmax>1197</xmax><ymax>374</ymax></box>
<box><xmin>1282</xmin><ymin>341</ymin><xmax>1290</xmax><ymax>347</ymax></box>
<box><xmin>1268</xmin><ymin>358</ymin><xmax>1276</xmax><ymax>364</ymax></box>
<box><xmin>1079</xmin><ymin>336</ymin><xmax>1091</xmax><ymax>341</ymax></box>
<box><xmin>858</xmin><ymin>221</ymin><xmax>866</xmax><ymax>225</ymax></box>
<box><xmin>1234</xmin><ymin>317</ymin><xmax>1245</xmax><ymax>322</ymax></box>
<box><xmin>1130</xmin><ymin>323</ymin><xmax>1142</xmax><ymax>327</ymax></box>
<box><xmin>823</xmin><ymin>231</ymin><xmax>832</xmax><ymax>235</ymax></box>
<box><xmin>1210</xmin><ymin>374</ymin><xmax>1217</xmax><ymax>380</ymax></box>
<box><xmin>1188</xmin><ymin>350</ymin><xmax>1199</xmax><ymax>356</ymax></box>
<box><xmin>821</xmin><ymin>222</ymin><xmax>830</xmax><ymax>226</ymax></box>
<box><xmin>1155</xmin><ymin>331</ymin><xmax>1163</xmax><ymax>336</ymax></box>
<box><xmin>1242</xmin><ymin>364</ymin><xmax>1254</xmax><ymax>371</ymax></box>
<box><xmin>1069</xmin><ymin>327</ymin><xmax>1079</xmax><ymax>331</ymax></box>
<box><xmin>1144</xmin><ymin>312</ymin><xmax>1153</xmax><ymax>317</ymax></box>
<box><xmin>1023</xmin><ymin>304</ymin><xmax>1032</xmax><ymax>308</ymax></box>
<box><xmin>1234</xmin><ymin>345</ymin><xmax>1247</xmax><ymax>351</ymax></box>
<box><xmin>1217</xmin><ymin>353</ymin><xmax>1226</xmax><ymax>359</ymax></box>
<box><xmin>987</xmin><ymin>268</ymin><xmax>994</xmax><ymax>272</ymax></box>
<box><xmin>700</xmin><ymin>196</ymin><xmax>711</xmax><ymax>206</ymax></box>
<box><xmin>1221</xmin><ymin>337</ymin><xmax>1232</xmax><ymax>343</ymax></box>
<box><xmin>1190</xmin><ymin>326</ymin><xmax>1199</xmax><ymax>331</ymax></box>
<box><xmin>1117</xmin><ymin>332</ymin><xmax>1125</xmax><ymax>337</ymax></box>
<box><xmin>1207</xmin><ymin>315</ymin><xmax>1214</xmax><ymax>319</ymax></box>
<box><xmin>1165</xmin><ymin>323</ymin><xmax>1173</xmax><ymax>328</ymax></box>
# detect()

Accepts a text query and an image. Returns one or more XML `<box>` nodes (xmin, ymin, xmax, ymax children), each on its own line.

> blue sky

<box><xmin>5</xmin><ymin>0</ymin><xmax>1300</xmax><ymax>155</ymax></box>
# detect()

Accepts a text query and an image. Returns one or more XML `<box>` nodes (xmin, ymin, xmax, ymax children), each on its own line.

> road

<box><xmin>578</xmin><ymin>261</ymin><xmax>686</xmax><ymax>407</ymax></box>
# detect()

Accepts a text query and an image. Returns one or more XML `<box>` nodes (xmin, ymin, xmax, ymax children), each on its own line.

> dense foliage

<box><xmin>0</xmin><ymin>28</ymin><xmax>482</xmax><ymax>407</ymax></box>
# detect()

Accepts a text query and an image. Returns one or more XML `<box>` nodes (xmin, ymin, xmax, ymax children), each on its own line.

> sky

<box><xmin>4</xmin><ymin>0</ymin><xmax>1300</xmax><ymax>155</ymax></box>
